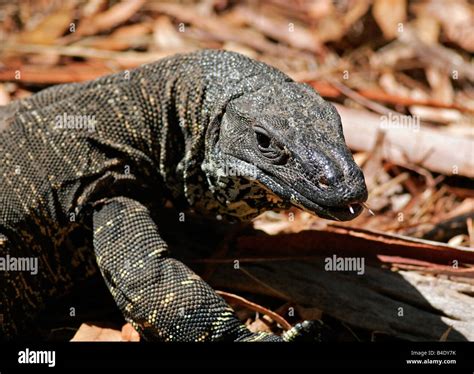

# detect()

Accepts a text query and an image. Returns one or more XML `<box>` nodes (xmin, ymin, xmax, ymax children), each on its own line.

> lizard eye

<box><xmin>255</xmin><ymin>128</ymin><xmax>271</xmax><ymax>150</ymax></box>
<box><xmin>254</xmin><ymin>127</ymin><xmax>288</xmax><ymax>164</ymax></box>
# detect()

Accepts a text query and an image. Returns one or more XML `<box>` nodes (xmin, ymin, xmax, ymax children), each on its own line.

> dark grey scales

<box><xmin>0</xmin><ymin>50</ymin><xmax>367</xmax><ymax>341</ymax></box>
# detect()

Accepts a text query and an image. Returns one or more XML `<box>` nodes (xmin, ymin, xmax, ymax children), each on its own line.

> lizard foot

<box><xmin>281</xmin><ymin>320</ymin><xmax>327</xmax><ymax>342</ymax></box>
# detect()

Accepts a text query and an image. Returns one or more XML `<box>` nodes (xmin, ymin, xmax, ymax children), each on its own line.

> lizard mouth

<box><xmin>286</xmin><ymin>188</ymin><xmax>365</xmax><ymax>221</ymax></box>
<box><xmin>217</xmin><ymin>156</ymin><xmax>367</xmax><ymax>221</ymax></box>
<box><xmin>255</xmin><ymin>170</ymin><xmax>366</xmax><ymax>221</ymax></box>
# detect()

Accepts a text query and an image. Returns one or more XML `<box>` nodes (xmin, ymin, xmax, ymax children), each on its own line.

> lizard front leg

<box><xmin>92</xmin><ymin>196</ymin><xmax>280</xmax><ymax>341</ymax></box>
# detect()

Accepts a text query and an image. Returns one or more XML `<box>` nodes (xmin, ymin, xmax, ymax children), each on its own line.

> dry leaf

<box><xmin>0</xmin><ymin>84</ymin><xmax>11</xmax><ymax>106</ymax></box>
<box><xmin>246</xmin><ymin>315</ymin><xmax>273</xmax><ymax>334</ymax></box>
<box><xmin>425</xmin><ymin>0</ymin><xmax>474</xmax><ymax>52</ymax></box>
<box><xmin>234</xmin><ymin>6</ymin><xmax>323</xmax><ymax>53</ymax></box>
<box><xmin>76</xmin><ymin>0</ymin><xmax>145</xmax><ymax>37</ymax></box>
<box><xmin>71</xmin><ymin>323</ymin><xmax>140</xmax><ymax>341</ymax></box>
<box><xmin>153</xmin><ymin>16</ymin><xmax>187</xmax><ymax>50</ymax></box>
<box><xmin>71</xmin><ymin>323</ymin><xmax>123</xmax><ymax>342</ymax></box>
<box><xmin>411</xmin><ymin>16</ymin><xmax>440</xmax><ymax>44</ymax></box>
<box><xmin>373</xmin><ymin>0</ymin><xmax>407</xmax><ymax>39</ymax></box>
<box><xmin>426</xmin><ymin>67</ymin><xmax>454</xmax><ymax>103</ymax></box>
<box><xmin>16</xmin><ymin>4</ymin><xmax>74</xmax><ymax>45</ymax></box>
<box><xmin>81</xmin><ymin>0</ymin><xmax>107</xmax><ymax>18</ymax></box>
<box><xmin>121</xmin><ymin>323</ymin><xmax>140</xmax><ymax>342</ymax></box>
<box><xmin>78</xmin><ymin>22</ymin><xmax>152</xmax><ymax>51</ymax></box>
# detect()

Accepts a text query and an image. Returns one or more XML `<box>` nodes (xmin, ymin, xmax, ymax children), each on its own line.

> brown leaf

<box><xmin>0</xmin><ymin>63</ymin><xmax>114</xmax><ymax>84</ymax></box>
<box><xmin>121</xmin><ymin>323</ymin><xmax>140</xmax><ymax>342</ymax></box>
<box><xmin>0</xmin><ymin>84</ymin><xmax>11</xmax><ymax>106</ymax></box>
<box><xmin>81</xmin><ymin>0</ymin><xmax>107</xmax><ymax>18</ymax></box>
<box><xmin>77</xmin><ymin>22</ymin><xmax>152</xmax><ymax>51</ymax></box>
<box><xmin>246</xmin><ymin>316</ymin><xmax>273</xmax><ymax>334</ymax></box>
<box><xmin>16</xmin><ymin>4</ymin><xmax>74</xmax><ymax>45</ymax></box>
<box><xmin>71</xmin><ymin>323</ymin><xmax>140</xmax><ymax>341</ymax></box>
<box><xmin>76</xmin><ymin>0</ymin><xmax>145</xmax><ymax>37</ymax></box>
<box><xmin>153</xmin><ymin>16</ymin><xmax>187</xmax><ymax>50</ymax></box>
<box><xmin>425</xmin><ymin>0</ymin><xmax>474</xmax><ymax>52</ymax></box>
<box><xmin>233</xmin><ymin>6</ymin><xmax>323</xmax><ymax>53</ymax></box>
<box><xmin>373</xmin><ymin>0</ymin><xmax>407</xmax><ymax>39</ymax></box>
<box><xmin>411</xmin><ymin>16</ymin><xmax>440</xmax><ymax>44</ymax></box>
<box><xmin>70</xmin><ymin>323</ymin><xmax>122</xmax><ymax>342</ymax></box>
<box><xmin>425</xmin><ymin>67</ymin><xmax>454</xmax><ymax>104</ymax></box>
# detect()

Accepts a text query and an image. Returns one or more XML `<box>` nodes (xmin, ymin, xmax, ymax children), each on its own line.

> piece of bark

<box><xmin>208</xmin><ymin>254</ymin><xmax>474</xmax><ymax>341</ymax></box>
<box><xmin>234</xmin><ymin>224</ymin><xmax>473</xmax><ymax>265</ymax></box>
<box><xmin>198</xmin><ymin>224</ymin><xmax>474</xmax><ymax>341</ymax></box>
<box><xmin>150</xmin><ymin>208</ymin><xmax>474</xmax><ymax>341</ymax></box>
<box><xmin>334</xmin><ymin>104</ymin><xmax>474</xmax><ymax>178</ymax></box>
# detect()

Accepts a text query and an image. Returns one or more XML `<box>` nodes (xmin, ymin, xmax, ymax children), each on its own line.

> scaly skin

<box><xmin>0</xmin><ymin>50</ymin><xmax>367</xmax><ymax>341</ymax></box>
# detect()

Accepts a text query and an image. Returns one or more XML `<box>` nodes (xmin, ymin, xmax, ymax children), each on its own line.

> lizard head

<box><xmin>203</xmin><ymin>81</ymin><xmax>368</xmax><ymax>222</ymax></box>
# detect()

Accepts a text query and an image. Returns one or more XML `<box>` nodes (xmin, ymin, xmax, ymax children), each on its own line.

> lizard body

<box><xmin>0</xmin><ymin>50</ymin><xmax>367</xmax><ymax>341</ymax></box>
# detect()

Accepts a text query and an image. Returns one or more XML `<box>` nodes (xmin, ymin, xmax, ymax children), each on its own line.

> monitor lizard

<box><xmin>0</xmin><ymin>49</ymin><xmax>368</xmax><ymax>341</ymax></box>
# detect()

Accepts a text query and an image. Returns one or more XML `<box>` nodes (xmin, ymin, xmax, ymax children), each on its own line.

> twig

<box><xmin>216</xmin><ymin>290</ymin><xmax>292</xmax><ymax>330</ymax></box>
<box><xmin>147</xmin><ymin>2</ymin><xmax>313</xmax><ymax>60</ymax></box>
<box><xmin>327</xmin><ymin>77</ymin><xmax>396</xmax><ymax>116</ymax></box>
<box><xmin>369</xmin><ymin>172</ymin><xmax>410</xmax><ymax>197</ymax></box>
<box><xmin>307</xmin><ymin>81</ymin><xmax>474</xmax><ymax>114</ymax></box>
<box><xmin>0</xmin><ymin>43</ymin><xmax>190</xmax><ymax>65</ymax></box>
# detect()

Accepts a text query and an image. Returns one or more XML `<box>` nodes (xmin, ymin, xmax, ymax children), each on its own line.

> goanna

<box><xmin>0</xmin><ymin>50</ymin><xmax>368</xmax><ymax>341</ymax></box>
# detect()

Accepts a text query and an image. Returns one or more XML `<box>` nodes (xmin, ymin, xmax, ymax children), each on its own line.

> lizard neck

<box><xmin>135</xmin><ymin>50</ymin><xmax>291</xmax><ymax>218</ymax></box>
<box><xmin>134</xmin><ymin>57</ymin><xmax>214</xmax><ymax>207</ymax></box>
<box><xmin>141</xmin><ymin>59</ymin><xmax>255</xmax><ymax>214</ymax></box>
